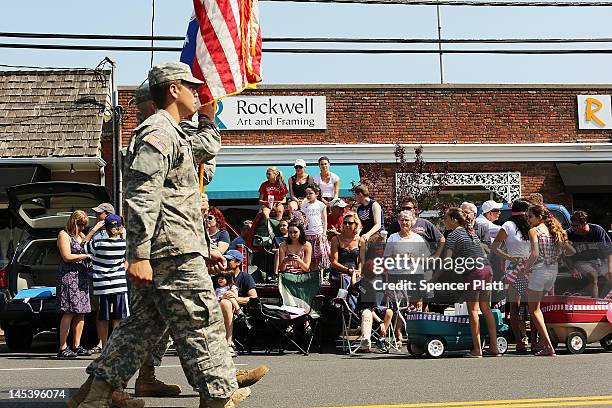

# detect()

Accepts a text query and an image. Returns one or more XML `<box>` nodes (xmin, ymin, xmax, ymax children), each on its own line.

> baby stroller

<box><xmin>245</xmin><ymin>212</ymin><xmax>283</xmax><ymax>280</ymax></box>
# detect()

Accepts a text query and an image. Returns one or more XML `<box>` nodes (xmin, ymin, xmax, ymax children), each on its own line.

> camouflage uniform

<box><xmin>143</xmin><ymin>115</ymin><xmax>220</xmax><ymax>369</ymax></box>
<box><xmin>86</xmin><ymin>100</ymin><xmax>235</xmax><ymax>399</ymax></box>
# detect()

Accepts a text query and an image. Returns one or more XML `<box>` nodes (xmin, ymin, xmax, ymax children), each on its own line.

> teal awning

<box><xmin>206</xmin><ymin>164</ymin><xmax>361</xmax><ymax>200</ymax></box>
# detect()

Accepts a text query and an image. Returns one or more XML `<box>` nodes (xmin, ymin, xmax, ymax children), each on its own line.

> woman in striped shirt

<box><xmin>84</xmin><ymin>214</ymin><xmax>129</xmax><ymax>348</ymax></box>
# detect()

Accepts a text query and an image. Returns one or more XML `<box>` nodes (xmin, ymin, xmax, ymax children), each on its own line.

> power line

<box><xmin>2</xmin><ymin>42</ymin><xmax>612</xmax><ymax>54</ymax></box>
<box><xmin>263</xmin><ymin>0</ymin><xmax>612</xmax><ymax>6</ymax></box>
<box><xmin>2</xmin><ymin>31</ymin><xmax>612</xmax><ymax>44</ymax></box>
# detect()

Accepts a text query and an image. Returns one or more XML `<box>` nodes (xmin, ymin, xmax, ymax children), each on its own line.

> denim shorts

<box><xmin>528</xmin><ymin>265</ymin><xmax>558</xmax><ymax>292</ymax></box>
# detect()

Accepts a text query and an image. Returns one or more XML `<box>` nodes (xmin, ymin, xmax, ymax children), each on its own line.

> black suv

<box><xmin>0</xmin><ymin>182</ymin><xmax>110</xmax><ymax>350</ymax></box>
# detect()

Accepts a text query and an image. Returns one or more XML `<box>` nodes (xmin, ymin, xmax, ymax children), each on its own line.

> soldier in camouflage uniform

<box><xmin>76</xmin><ymin>62</ymin><xmax>244</xmax><ymax>408</ymax></box>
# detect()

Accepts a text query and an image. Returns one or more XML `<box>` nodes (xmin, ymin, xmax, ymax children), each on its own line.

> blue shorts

<box><xmin>97</xmin><ymin>293</ymin><xmax>129</xmax><ymax>321</ymax></box>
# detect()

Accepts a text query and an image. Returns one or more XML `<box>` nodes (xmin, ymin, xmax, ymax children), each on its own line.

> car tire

<box><xmin>600</xmin><ymin>333</ymin><xmax>612</xmax><ymax>351</ymax></box>
<box><xmin>566</xmin><ymin>331</ymin><xmax>587</xmax><ymax>354</ymax></box>
<box><xmin>407</xmin><ymin>342</ymin><xmax>425</xmax><ymax>357</ymax></box>
<box><xmin>4</xmin><ymin>324</ymin><xmax>34</xmax><ymax>351</ymax></box>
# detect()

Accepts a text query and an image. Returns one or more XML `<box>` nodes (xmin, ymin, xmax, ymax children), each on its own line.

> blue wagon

<box><xmin>405</xmin><ymin>309</ymin><xmax>509</xmax><ymax>358</ymax></box>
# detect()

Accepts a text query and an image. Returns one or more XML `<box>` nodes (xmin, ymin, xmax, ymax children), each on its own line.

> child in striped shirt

<box><xmin>84</xmin><ymin>214</ymin><xmax>128</xmax><ymax>348</ymax></box>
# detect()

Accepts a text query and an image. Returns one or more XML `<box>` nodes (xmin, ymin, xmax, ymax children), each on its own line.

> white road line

<box><xmin>0</xmin><ymin>363</ymin><xmax>247</xmax><ymax>372</ymax></box>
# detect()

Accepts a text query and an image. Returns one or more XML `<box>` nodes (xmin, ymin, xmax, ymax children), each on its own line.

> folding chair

<box><xmin>277</xmin><ymin>271</ymin><xmax>323</xmax><ymax>355</ymax></box>
<box><xmin>332</xmin><ymin>274</ymin><xmax>393</xmax><ymax>355</ymax></box>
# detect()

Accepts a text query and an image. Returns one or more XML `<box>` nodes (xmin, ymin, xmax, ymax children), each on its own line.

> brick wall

<box><xmin>357</xmin><ymin>161</ymin><xmax>569</xmax><ymax>223</ymax></box>
<box><xmin>118</xmin><ymin>85</ymin><xmax>612</xmax><ymax>147</ymax></box>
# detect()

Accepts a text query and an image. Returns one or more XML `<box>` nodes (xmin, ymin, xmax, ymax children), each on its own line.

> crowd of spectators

<box><xmin>54</xmin><ymin>154</ymin><xmax>612</xmax><ymax>359</ymax></box>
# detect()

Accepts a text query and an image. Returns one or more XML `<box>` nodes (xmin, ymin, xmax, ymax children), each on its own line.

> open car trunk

<box><xmin>7</xmin><ymin>181</ymin><xmax>110</xmax><ymax>236</ymax></box>
<box><xmin>12</xmin><ymin>238</ymin><xmax>60</xmax><ymax>293</ymax></box>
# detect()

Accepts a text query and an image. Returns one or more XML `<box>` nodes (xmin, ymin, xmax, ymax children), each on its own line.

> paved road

<box><xmin>0</xmin><ymin>333</ymin><xmax>611</xmax><ymax>408</ymax></box>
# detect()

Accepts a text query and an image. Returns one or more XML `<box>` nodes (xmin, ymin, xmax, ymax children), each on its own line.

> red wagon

<box><xmin>541</xmin><ymin>295</ymin><xmax>612</xmax><ymax>354</ymax></box>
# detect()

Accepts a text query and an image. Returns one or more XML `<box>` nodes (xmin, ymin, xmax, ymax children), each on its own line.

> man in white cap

<box><xmin>327</xmin><ymin>198</ymin><xmax>350</xmax><ymax>240</ymax></box>
<box><xmin>476</xmin><ymin>199</ymin><xmax>503</xmax><ymax>242</ymax></box>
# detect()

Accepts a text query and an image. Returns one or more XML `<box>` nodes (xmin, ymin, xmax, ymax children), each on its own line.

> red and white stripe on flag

<box><xmin>189</xmin><ymin>0</ymin><xmax>262</xmax><ymax>104</ymax></box>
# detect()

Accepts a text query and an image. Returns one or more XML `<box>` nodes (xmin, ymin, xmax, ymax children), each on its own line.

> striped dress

<box><xmin>84</xmin><ymin>237</ymin><xmax>128</xmax><ymax>296</ymax></box>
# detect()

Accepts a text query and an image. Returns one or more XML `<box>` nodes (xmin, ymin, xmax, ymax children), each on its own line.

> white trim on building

<box><xmin>216</xmin><ymin>143</ymin><xmax>612</xmax><ymax>165</ymax></box>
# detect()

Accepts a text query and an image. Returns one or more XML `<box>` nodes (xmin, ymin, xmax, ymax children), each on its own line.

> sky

<box><xmin>1</xmin><ymin>0</ymin><xmax>612</xmax><ymax>86</ymax></box>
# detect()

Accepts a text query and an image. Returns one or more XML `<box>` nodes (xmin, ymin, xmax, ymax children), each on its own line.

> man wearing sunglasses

<box><xmin>475</xmin><ymin>199</ymin><xmax>503</xmax><ymax>242</ymax></box>
<box><xmin>75</xmin><ymin>62</ymin><xmax>246</xmax><ymax>408</ymax></box>
<box><xmin>566</xmin><ymin>210</ymin><xmax>612</xmax><ymax>298</ymax></box>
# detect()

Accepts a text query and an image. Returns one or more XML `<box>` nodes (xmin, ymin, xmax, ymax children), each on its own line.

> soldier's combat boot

<box><xmin>134</xmin><ymin>363</ymin><xmax>181</xmax><ymax>397</ymax></box>
<box><xmin>199</xmin><ymin>387</ymin><xmax>251</xmax><ymax>408</ymax></box>
<box><xmin>65</xmin><ymin>375</ymin><xmax>93</xmax><ymax>408</ymax></box>
<box><xmin>111</xmin><ymin>391</ymin><xmax>145</xmax><ymax>408</ymax></box>
<box><xmin>78</xmin><ymin>377</ymin><xmax>113</xmax><ymax>408</ymax></box>
<box><xmin>235</xmin><ymin>365</ymin><xmax>270</xmax><ymax>388</ymax></box>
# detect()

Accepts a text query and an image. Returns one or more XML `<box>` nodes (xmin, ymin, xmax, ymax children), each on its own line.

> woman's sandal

<box><xmin>465</xmin><ymin>352</ymin><xmax>483</xmax><ymax>358</ymax></box>
<box><xmin>483</xmin><ymin>349</ymin><xmax>503</xmax><ymax>357</ymax></box>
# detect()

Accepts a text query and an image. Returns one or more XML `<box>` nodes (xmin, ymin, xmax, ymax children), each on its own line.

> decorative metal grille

<box><xmin>395</xmin><ymin>172</ymin><xmax>521</xmax><ymax>203</ymax></box>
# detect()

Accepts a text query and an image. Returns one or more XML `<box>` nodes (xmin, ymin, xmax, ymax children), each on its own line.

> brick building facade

<box><xmin>115</xmin><ymin>84</ymin><xmax>612</xmax><ymax>226</ymax></box>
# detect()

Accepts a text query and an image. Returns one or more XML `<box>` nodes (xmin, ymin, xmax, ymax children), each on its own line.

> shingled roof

<box><xmin>0</xmin><ymin>69</ymin><xmax>111</xmax><ymax>158</ymax></box>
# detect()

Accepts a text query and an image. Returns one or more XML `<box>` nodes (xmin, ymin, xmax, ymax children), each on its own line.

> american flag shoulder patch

<box><xmin>143</xmin><ymin>133</ymin><xmax>169</xmax><ymax>155</ymax></box>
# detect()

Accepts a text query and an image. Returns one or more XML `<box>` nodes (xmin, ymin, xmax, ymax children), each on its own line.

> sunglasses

<box><xmin>489</xmin><ymin>209</ymin><xmax>501</xmax><ymax>213</ymax></box>
<box><xmin>288</xmin><ymin>230</ymin><xmax>300</xmax><ymax>234</ymax></box>
<box><xmin>343</xmin><ymin>221</ymin><xmax>356</xmax><ymax>226</ymax></box>
<box><xmin>77</xmin><ymin>221</ymin><xmax>88</xmax><ymax>227</ymax></box>
<box><xmin>207</xmin><ymin>215</ymin><xmax>215</xmax><ymax>221</ymax></box>
<box><xmin>294</xmin><ymin>165</ymin><xmax>303</xmax><ymax>169</ymax></box>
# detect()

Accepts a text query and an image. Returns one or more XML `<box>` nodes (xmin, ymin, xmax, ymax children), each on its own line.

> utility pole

<box><xmin>436</xmin><ymin>5</ymin><xmax>444</xmax><ymax>84</ymax></box>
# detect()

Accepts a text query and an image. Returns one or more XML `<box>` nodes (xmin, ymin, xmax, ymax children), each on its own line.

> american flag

<box><xmin>180</xmin><ymin>0</ymin><xmax>263</xmax><ymax>104</ymax></box>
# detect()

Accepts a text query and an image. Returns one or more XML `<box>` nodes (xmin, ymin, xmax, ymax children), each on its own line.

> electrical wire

<box><xmin>263</xmin><ymin>0</ymin><xmax>612</xmax><ymax>6</ymax></box>
<box><xmin>2</xmin><ymin>31</ymin><xmax>612</xmax><ymax>45</ymax></box>
<box><xmin>150</xmin><ymin>0</ymin><xmax>155</xmax><ymax>67</ymax></box>
<box><xmin>2</xmin><ymin>42</ymin><xmax>612</xmax><ymax>54</ymax></box>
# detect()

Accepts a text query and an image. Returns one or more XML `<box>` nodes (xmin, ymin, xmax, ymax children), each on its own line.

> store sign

<box><xmin>215</xmin><ymin>96</ymin><xmax>326</xmax><ymax>130</ymax></box>
<box><xmin>577</xmin><ymin>95</ymin><xmax>612</xmax><ymax>130</ymax></box>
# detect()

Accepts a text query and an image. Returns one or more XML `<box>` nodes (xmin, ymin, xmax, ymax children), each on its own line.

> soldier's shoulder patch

<box><xmin>143</xmin><ymin>133</ymin><xmax>169</xmax><ymax>155</ymax></box>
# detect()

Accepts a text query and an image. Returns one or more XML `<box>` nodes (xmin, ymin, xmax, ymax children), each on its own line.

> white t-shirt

<box><xmin>302</xmin><ymin>200</ymin><xmax>326</xmax><ymax>235</ymax></box>
<box><xmin>476</xmin><ymin>214</ymin><xmax>502</xmax><ymax>242</ymax></box>
<box><xmin>501</xmin><ymin>220</ymin><xmax>531</xmax><ymax>266</ymax></box>
<box><xmin>384</xmin><ymin>233</ymin><xmax>431</xmax><ymax>274</ymax></box>
<box><xmin>314</xmin><ymin>172</ymin><xmax>339</xmax><ymax>199</ymax></box>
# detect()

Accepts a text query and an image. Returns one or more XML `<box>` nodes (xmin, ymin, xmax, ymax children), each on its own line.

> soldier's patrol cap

<box><xmin>134</xmin><ymin>80</ymin><xmax>151</xmax><ymax>104</ymax></box>
<box><xmin>148</xmin><ymin>62</ymin><xmax>204</xmax><ymax>87</ymax></box>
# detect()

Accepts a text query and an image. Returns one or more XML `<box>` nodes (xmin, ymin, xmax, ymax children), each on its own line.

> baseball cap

<box><xmin>104</xmin><ymin>214</ymin><xmax>123</xmax><ymax>228</ymax></box>
<box><xmin>481</xmin><ymin>200</ymin><xmax>503</xmax><ymax>214</ymax></box>
<box><xmin>92</xmin><ymin>203</ymin><xmax>115</xmax><ymax>214</ymax></box>
<box><xmin>294</xmin><ymin>159</ymin><xmax>307</xmax><ymax>168</ymax></box>
<box><xmin>224</xmin><ymin>249</ymin><xmax>244</xmax><ymax>264</ymax></box>
<box><xmin>148</xmin><ymin>62</ymin><xmax>204</xmax><ymax>87</ymax></box>
<box><xmin>134</xmin><ymin>80</ymin><xmax>151</xmax><ymax>104</ymax></box>
<box><xmin>330</xmin><ymin>198</ymin><xmax>348</xmax><ymax>208</ymax></box>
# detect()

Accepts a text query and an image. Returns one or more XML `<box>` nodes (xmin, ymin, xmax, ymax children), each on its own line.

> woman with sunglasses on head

<box><xmin>279</xmin><ymin>222</ymin><xmax>312</xmax><ymax>274</ymax></box>
<box><xmin>314</xmin><ymin>156</ymin><xmax>340</xmax><ymax>209</ymax></box>
<box><xmin>330</xmin><ymin>212</ymin><xmax>362</xmax><ymax>309</ymax></box>
<box><xmin>56</xmin><ymin>210</ymin><xmax>92</xmax><ymax>359</ymax></box>
<box><xmin>206</xmin><ymin>207</ymin><xmax>230</xmax><ymax>254</ymax></box>
<box><xmin>288</xmin><ymin>159</ymin><xmax>314</xmax><ymax>211</ymax></box>
<box><xmin>258</xmin><ymin>166</ymin><xmax>288</xmax><ymax>221</ymax></box>
<box><xmin>525</xmin><ymin>205</ymin><xmax>575</xmax><ymax>356</ymax></box>
<box><xmin>302</xmin><ymin>184</ymin><xmax>331</xmax><ymax>272</ymax></box>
